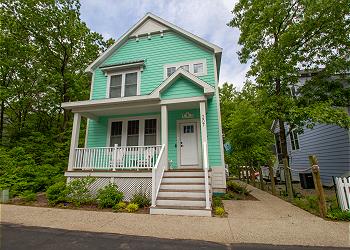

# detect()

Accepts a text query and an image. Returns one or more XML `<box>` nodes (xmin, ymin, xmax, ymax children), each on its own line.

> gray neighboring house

<box><xmin>272</xmin><ymin>73</ymin><xmax>350</xmax><ymax>187</ymax></box>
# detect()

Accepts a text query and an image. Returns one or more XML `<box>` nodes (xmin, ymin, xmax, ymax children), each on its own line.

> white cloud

<box><xmin>80</xmin><ymin>0</ymin><xmax>249</xmax><ymax>89</ymax></box>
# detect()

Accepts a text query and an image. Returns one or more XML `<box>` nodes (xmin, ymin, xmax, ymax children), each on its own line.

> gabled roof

<box><xmin>85</xmin><ymin>12</ymin><xmax>222</xmax><ymax>73</ymax></box>
<box><xmin>150</xmin><ymin>68</ymin><xmax>215</xmax><ymax>98</ymax></box>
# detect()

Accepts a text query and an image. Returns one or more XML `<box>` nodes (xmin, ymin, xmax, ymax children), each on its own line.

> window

<box><xmin>180</xmin><ymin>65</ymin><xmax>189</xmax><ymax>72</ymax></box>
<box><xmin>183</xmin><ymin>125</ymin><xmax>194</xmax><ymax>133</ymax></box>
<box><xmin>110</xmin><ymin>75</ymin><xmax>122</xmax><ymax>98</ymax></box>
<box><xmin>144</xmin><ymin>119</ymin><xmax>157</xmax><ymax>145</ymax></box>
<box><xmin>193</xmin><ymin>63</ymin><xmax>203</xmax><ymax>74</ymax></box>
<box><xmin>124</xmin><ymin>72</ymin><xmax>137</xmax><ymax>97</ymax></box>
<box><xmin>290</xmin><ymin>130</ymin><xmax>300</xmax><ymax>150</ymax></box>
<box><xmin>108</xmin><ymin>71</ymin><xmax>139</xmax><ymax>98</ymax></box>
<box><xmin>164</xmin><ymin>59</ymin><xmax>207</xmax><ymax>79</ymax></box>
<box><xmin>127</xmin><ymin>120</ymin><xmax>139</xmax><ymax>146</ymax></box>
<box><xmin>166</xmin><ymin>67</ymin><xmax>176</xmax><ymax>77</ymax></box>
<box><xmin>110</xmin><ymin>121</ymin><xmax>122</xmax><ymax>146</ymax></box>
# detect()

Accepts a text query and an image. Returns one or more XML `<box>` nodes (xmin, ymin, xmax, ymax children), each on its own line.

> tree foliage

<box><xmin>0</xmin><ymin>0</ymin><xmax>110</xmax><ymax>196</ymax></box>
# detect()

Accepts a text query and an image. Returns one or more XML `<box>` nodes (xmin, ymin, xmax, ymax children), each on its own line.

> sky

<box><xmin>80</xmin><ymin>0</ymin><xmax>250</xmax><ymax>89</ymax></box>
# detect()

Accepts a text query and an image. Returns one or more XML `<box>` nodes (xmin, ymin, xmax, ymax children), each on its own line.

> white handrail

<box><xmin>203</xmin><ymin>142</ymin><xmax>210</xmax><ymax>209</ymax></box>
<box><xmin>151</xmin><ymin>144</ymin><xmax>166</xmax><ymax>207</ymax></box>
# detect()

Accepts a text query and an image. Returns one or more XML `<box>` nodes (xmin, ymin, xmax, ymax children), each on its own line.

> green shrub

<box><xmin>327</xmin><ymin>209</ymin><xmax>350</xmax><ymax>221</ymax></box>
<box><xmin>113</xmin><ymin>201</ymin><xmax>127</xmax><ymax>211</ymax></box>
<box><xmin>46</xmin><ymin>181</ymin><xmax>68</xmax><ymax>206</ymax></box>
<box><xmin>66</xmin><ymin>177</ymin><xmax>95</xmax><ymax>207</ymax></box>
<box><xmin>126</xmin><ymin>203</ymin><xmax>139</xmax><ymax>213</ymax></box>
<box><xmin>20</xmin><ymin>190</ymin><xmax>37</xmax><ymax>202</ymax></box>
<box><xmin>226</xmin><ymin>181</ymin><xmax>250</xmax><ymax>195</ymax></box>
<box><xmin>306</xmin><ymin>195</ymin><xmax>319</xmax><ymax>210</ymax></box>
<box><xmin>97</xmin><ymin>184</ymin><xmax>124</xmax><ymax>208</ymax></box>
<box><xmin>214</xmin><ymin>207</ymin><xmax>225</xmax><ymax>217</ymax></box>
<box><xmin>130</xmin><ymin>191</ymin><xmax>150</xmax><ymax>208</ymax></box>
<box><xmin>212</xmin><ymin>196</ymin><xmax>223</xmax><ymax>207</ymax></box>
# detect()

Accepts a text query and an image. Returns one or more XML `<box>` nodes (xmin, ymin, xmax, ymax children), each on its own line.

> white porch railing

<box><xmin>334</xmin><ymin>177</ymin><xmax>350</xmax><ymax>211</ymax></box>
<box><xmin>151</xmin><ymin>144</ymin><xmax>167</xmax><ymax>207</ymax></box>
<box><xmin>203</xmin><ymin>141</ymin><xmax>210</xmax><ymax>209</ymax></box>
<box><xmin>73</xmin><ymin>145</ymin><xmax>163</xmax><ymax>171</ymax></box>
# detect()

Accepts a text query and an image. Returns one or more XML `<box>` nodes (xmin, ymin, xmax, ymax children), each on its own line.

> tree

<box><xmin>220</xmin><ymin>83</ymin><xmax>274</xmax><ymax>175</ymax></box>
<box><xmin>229</xmin><ymin>0</ymin><xmax>350</xmax><ymax>199</ymax></box>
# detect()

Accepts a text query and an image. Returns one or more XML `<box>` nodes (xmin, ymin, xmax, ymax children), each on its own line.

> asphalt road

<box><xmin>1</xmin><ymin>223</ymin><xmax>348</xmax><ymax>250</ymax></box>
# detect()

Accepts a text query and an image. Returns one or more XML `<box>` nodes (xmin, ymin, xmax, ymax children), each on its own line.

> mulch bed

<box><xmin>7</xmin><ymin>193</ymin><xmax>150</xmax><ymax>214</ymax></box>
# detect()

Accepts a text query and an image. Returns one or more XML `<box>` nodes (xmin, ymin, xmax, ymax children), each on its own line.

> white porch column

<box><xmin>68</xmin><ymin>113</ymin><xmax>81</xmax><ymax>171</ymax></box>
<box><xmin>199</xmin><ymin>101</ymin><xmax>208</xmax><ymax>168</ymax></box>
<box><xmin>161</xmin><ymin>105</ymin><xmax>168</xmax><ymax>169</ymax></box>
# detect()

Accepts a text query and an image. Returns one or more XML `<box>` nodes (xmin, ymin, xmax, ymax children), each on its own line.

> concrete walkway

<box><xmin>1</xmin><ymin>184</ymin><xmax>349</xmax><ymax>247</ymax></box>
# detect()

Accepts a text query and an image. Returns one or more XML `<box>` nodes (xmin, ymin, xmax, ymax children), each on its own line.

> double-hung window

<box><xmin>290</xmin><ymin>130</ymin><xmax>300</xmax><ymax>150</ymax></box>
<box><xmin>110</xmin><ymin>121</ymin><xmax>122</xmax><ymax>146</ymax></box>
<box><xmin>108</xmin><ymin>71</ymin><xmax>139</xmax><ymax>98</ymax></box>
<box><xmin>144</xmin><ymin>119</ymin><xmax>157</xmax><ymax>145</ymax></box>
<box><xmin>127</xmin><ymin>120</ymin><xmax>139</xmax><ymax>146</ymax></box>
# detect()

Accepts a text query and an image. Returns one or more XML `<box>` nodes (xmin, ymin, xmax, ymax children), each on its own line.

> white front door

<box><xmin>180</xmin><ymin>123</ymin><xmax>199</xmax><ymax>166</ymax></box>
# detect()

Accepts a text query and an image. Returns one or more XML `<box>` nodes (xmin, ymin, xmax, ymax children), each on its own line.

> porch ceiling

<box><xmin>63</xmin><ymin>95</ymin><xmax>207</xmax><ymax>119</ymax></box>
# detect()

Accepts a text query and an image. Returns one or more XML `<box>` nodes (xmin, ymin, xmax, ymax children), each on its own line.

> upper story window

<box><xmin>290</xmin><ymin>130</ymin><xmax>300</xmax><ymax>150</ymax></box>
<box><xmin>164</xmin><ymin>59</ymin><xmax>207</xmax><ymax>79</ymax></box>
<box><xmin>107</xmin><ymin>70</ymin><xmax>140</xmax><ymax>98</ymax></box>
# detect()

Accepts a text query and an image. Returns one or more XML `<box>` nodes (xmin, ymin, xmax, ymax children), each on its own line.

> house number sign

<box><xmin>201</xmin><ymin>114</ymin><xmax>206</xmax><ymax>127</ymax></box>
<box><xmin>182</xmin><ymin>112</ymin><xmax>193</xmax><ymax>119</ymax></box>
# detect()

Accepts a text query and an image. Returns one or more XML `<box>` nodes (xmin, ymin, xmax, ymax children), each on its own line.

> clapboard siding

<box><xmin>161</xmin><ymin>77</ymin><xmax>203</xmax><ymax>99</ymax></box>
<box><xmin>274</xmin><ymin>123</ymin><xmax>350</xmax><ymax>186</ymax></box>
<box><xmin>92</xmin><ymin>31</ymin><xmax>215</xmax><ymax>100</ymax></box>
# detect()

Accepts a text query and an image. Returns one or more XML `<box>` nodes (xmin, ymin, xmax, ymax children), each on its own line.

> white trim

<box><xmin>68</xmin><ymin>113</ymin><xmax>81</xmax><ymax>171</ymax></box>
<box><xmin>213</xmin><ymin>54</ymin><xmax>225</xmax><ymax>168</ymax></box>
<box><xmin>100</xmin><ymin>61</ymin><xmax>144</xmax><ymax>73</ymax></box>
<box><xmin>161</xmin><ymin>105</ymin><xmax>168</xmax><ymax>169</ymax></box>
<box><xmin>106</xmin><ymin>69</ymin><xmax>141</xmax><ymax>98</ymax></box>
<box><xmin>163</xmin><ymin>59</ymin><xmax>207</xmax><ymax>79</ymax></box>
<box><xmin>89</xmin><ymin>71</ymin><xmax>95</xmax><ymax>100</ymax></box>
<box><xmin>84</xmin><ymin>118</ymin><xmax>89</xmax><ymax>148</ymax></box>
<box><xmin>150</xmin><ymin>68</ymin><xmax>215</xmax><ymax>98</ymax></box>
<box><xmin>160</xmin><ymin>96</ymin><xmax>206</xmax><ymax>105</ymax></box>
<box><xmin>65</xmin><ymin>171</ymin><xmax>152</xmax><ymax>178</ymax></box>
<box><xmin>85</xmin><ymin>13</ymin><xmax>222</xmax><ymax>73</ymax></box>
<box><xmin>106</xmin><ymin>115</ymin><xmax>160</xmax><ymax>147</ymax></box>
<box><xmin>176</xmin><ymin>119</ymin><xmax>202</xmax><ymax>168</ymax></box>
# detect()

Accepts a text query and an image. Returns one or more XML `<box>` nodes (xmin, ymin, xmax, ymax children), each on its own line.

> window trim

<box><xmin>163</xmin><ymin>59</ymin><xmax>207</xmax><ymax>79</ymax></box>
<box><xmin>106</xmin><ymin>69</ymin><xmax>141</xmax><ymax>98</ymax></box>
<box><xmin>106</xmin><ymin>115</ymin><xmax>160</xmax><ymax>147</ymax></box>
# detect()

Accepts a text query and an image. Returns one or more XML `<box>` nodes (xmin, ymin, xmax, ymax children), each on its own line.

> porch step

<box><xmin>163</xmin><ymin>171</ymin><xmax>204</xmax><ymax>177</ymax></box>
<box><xmin>160</xmin><ymin>183</ymin><xmax>205</xmax><ymax>190</ymax></box>
<box><xmin>156</xmin><ymin>198</ymin><xmax>206</xmax><ymax>207</ymax></box>
<box><xmin>166</xmin><ymin>168</ymin><xmax>203</xmax><ymax>172</ymax></box>
<box><xmin>150</xmin><ymin>206</ymin><xmax>211</xmax><ymax>217</ymax></box>
<box><xmin>161</xmin><ymin>177</ymin><xmax>205</xmax><ymax>184</ymax></box>
<box><xmin>158</xmin><ymin>190</ymin><xmax>206</xmax><ymax>198</ymax></box>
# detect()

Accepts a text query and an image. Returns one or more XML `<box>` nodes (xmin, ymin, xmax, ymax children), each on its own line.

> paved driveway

<box><xmin>1</xmin><ymin>184</ymin><xmax>349</xmax><ymax>247</ymax></box>
<box><xmin>1</xmin><ymin>223</ymin><xmax>348</xmax><ymax>250</ymax></box>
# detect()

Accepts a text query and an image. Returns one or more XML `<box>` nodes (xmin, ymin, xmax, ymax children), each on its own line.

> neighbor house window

<box><xmin>127</xmin><ymin>120</ymin><xmax>139</xmax><ymax>146</ymax></box>
<box><xmin>108</xmin><ymin>71</ymin><xmax>139</xmax><ymax>98</ymax></box>
<box><xmin>144</xmin><ymin>119</ymin><xmax>157</xmax><ymax>145</ymax></box>
<box><xmin>110</xmin><ymin>121</ymin><xmax>122</xmax><ymax>146</ymax></box>
<box><xmin>290</xmin><ymin>130</ymin><xmax>300</xmax><ymax>150</ymax></box>
<box><xmin>164</xmin><ymin>59</ymin><xmax>207</xmax><ymax>79</ymax></box>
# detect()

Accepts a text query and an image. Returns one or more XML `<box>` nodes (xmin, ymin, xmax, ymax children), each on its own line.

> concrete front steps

<box><xmin>150</xmin><ymin>168</ymin><xmax>212</xmax><ymax>217</ymax></box>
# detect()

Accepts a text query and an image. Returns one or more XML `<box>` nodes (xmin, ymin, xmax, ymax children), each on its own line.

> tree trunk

<box><xmin>268</xmin><ymin>162</ymin><xmax>276</xmax><ymax>195</ymax></box>
<box><xmin>0</xmin><ymin>100</ymin><xmax>4</xmax><ymax>143</ymax></box>
<box><xmin>275</xmin><ymin>77</ymin><xmax>294</xmax><ymax>200</ymax></box>
<box><xmin>258</xmin><ymin>164</ymin><xmax>264</xmax><ymax>190</ymax></box>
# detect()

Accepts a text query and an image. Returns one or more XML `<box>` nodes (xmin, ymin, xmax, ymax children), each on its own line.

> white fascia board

<box><xmin>150</xmin><ymin>68</ymin><xmax>215</xmax><ymax>98</ymax></box>
<box><xmin>85</xmin><ymin>12</ymin><xmax>222</xmax><ymax>73</ymax></box>
<box><xmin>62</xmin><ymin>95</ymin><xmax>160</xmax><ymax>110</ymax></box>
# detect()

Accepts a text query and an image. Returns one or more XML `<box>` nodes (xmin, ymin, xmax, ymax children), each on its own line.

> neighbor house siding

<box><xmin>91</xmin><ymin>31</ymin><xmax>216</xmax><ymax>100</ymax></box>
<box><xmin>274</xmin><ymin>123</ymin><xmax>350</xmax><ymax>186</ymax></box>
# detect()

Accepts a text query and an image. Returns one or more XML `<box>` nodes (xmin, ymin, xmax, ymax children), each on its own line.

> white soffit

<box><xmin>131</xmin><ymin>19</ymin><xmax>168</xmax><ymax>37</ymax></box>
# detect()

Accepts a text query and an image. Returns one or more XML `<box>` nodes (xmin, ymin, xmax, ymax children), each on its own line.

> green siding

<box><xmin>91</xmin><ymin>31</ymin><xmax>215</xmax><ymax>99</ymax></box>
<box><xmin>87</xmin><ymin>30</ymin><xmax>223</xmax><ymax>168</ymax></box>
<box><xmin>161</xmin><ymin>76</ymin><xmax>203</xmax><ymax>99</ymax></box>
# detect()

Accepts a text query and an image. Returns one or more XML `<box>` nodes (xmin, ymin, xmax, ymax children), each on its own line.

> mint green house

<box><xmin>62</xmin><ymin>13</ymin><xmax>225</xmax><ymax>216</ymax></box>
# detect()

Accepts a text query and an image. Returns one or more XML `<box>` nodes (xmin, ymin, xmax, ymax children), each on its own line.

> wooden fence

<box><xmin>334</xmin><ymin>177</ymin><xmax>350</xmax><ymax>211</ymax></box>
